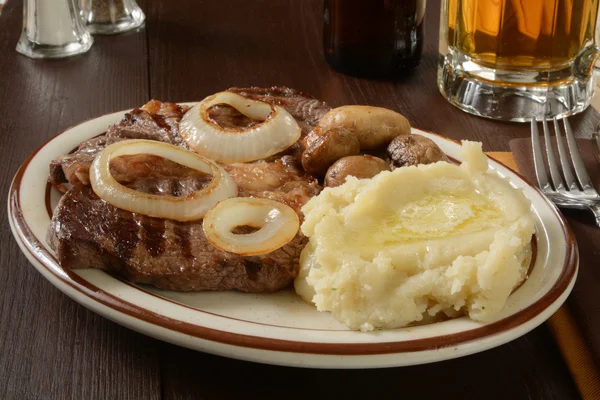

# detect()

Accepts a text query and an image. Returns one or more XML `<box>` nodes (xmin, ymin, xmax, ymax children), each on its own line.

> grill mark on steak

<box><xmin>141</xmin><ymin>217</ymin><xmax>165</xmax><ymax>258</ymax></box>
<box><xmin>243</xmin><ymin>259</ymin><xmax>262</xmax><ymax>281</ymax></box>
<box><xmin>173</xmin><ymin>221</ymin><xmax>194</xmax><ymax>260</ymax></box>
<box><xmin>171</xmin><ymin>180</ymin><xmax>182</xmax><ymax>197</ymax></box>
<box><xmin>110</xmin><ymin>209</ymin><xmax>140</xmax><ymax>263</ymax></box>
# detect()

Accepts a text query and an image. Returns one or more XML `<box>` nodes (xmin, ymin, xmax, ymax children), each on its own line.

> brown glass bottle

<box><xmin>323</xmin><ymin>0</ymin><xmax>425</xmax><ymax>77</ymax></box>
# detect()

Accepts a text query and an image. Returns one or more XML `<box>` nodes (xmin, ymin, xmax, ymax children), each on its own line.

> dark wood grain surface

<box><xmin>1</xmin><ymin>0</ymin><xmax>594</xmax><ymax>398</ymax></box>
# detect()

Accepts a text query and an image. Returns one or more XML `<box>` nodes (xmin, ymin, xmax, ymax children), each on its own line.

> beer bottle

<box><xmin>323</xmin><ymin>0</ymin><xmax>425</xmax><ymax>77</ymax></box>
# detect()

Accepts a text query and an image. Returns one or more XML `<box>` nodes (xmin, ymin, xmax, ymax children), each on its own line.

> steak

<box><xmin>47</xmin><ymin>87</ymin><xmax>327</xmax><ymax>292</ymax></box>
<box><xmin>48</xmin><ymin>186</ymin><xmax>306</xmax><ymax>292</ymax></box>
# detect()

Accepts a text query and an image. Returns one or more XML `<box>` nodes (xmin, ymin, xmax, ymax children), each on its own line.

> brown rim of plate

<box><xmin>7</xmin><ymin>114</ymin><xmax>579</xmax><ymax>356</ymax></box>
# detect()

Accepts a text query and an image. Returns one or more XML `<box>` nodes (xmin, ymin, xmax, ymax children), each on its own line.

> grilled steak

<box><xmin>47</xmin><ymin>87</ymin><xmax>328</xmax><ymax>292</ymax></box>
<box><xmin>48</xmin><ymin>186</ymin><xmax>306</xmax><ymax>292</ymax></box>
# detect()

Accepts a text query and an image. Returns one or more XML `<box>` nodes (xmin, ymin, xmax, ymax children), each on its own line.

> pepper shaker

<box><xmin>80</xmin><ymin>0</ymin><xmax>145</xmax><ymax>35</ymax></box>
<box><xmin>16</xmin><ymin>0</ymin><xmax>94</xmax><ymax>59</ymax></box>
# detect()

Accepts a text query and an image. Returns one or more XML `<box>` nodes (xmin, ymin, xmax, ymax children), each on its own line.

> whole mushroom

<box><xmin>387</xmin><ymin>134</ymin><xmax>448</xmax><ymax>169</ymax></box>
<box><xmin>301</xmin><ymin>127</ymin><xmax>360</xmax><ymax>174</ymax></box>
<box><xmin>325</xmin><ymin>155</ymin><xmax>391</xmax><ymax>187</ymax></box>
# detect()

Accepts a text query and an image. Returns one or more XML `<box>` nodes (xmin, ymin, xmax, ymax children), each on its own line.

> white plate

<box><xmin>8</xmin><ymin>107</ymin><xmax>578</xmax><ymax>369</ymax></box>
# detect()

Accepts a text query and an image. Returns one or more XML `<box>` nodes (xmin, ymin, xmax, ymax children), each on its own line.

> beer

<box><xmin>438</xmin><ymin>0</ymin><xmax>600</xmax><ymax>121</ymax></box>
<box><xmin>445</xmin><ymin>0</ymin><xmax>599</xmax><ymax>71</ymax></box>
<box><xmin>323</xmin><ymin>0</ymin><xmax>426</xmax><ymax>77</ymax></box>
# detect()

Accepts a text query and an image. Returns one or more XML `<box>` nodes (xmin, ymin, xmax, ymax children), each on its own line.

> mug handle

<box><xmin>574</xmin><ymin>46</ymin><xmax>600</xmax><ymax>78</ymax></box>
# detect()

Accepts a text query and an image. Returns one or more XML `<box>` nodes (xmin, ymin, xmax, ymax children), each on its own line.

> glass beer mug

<box><xmin>438</xmin><ymin>0</ymin><xmax>600</xmax><ymax>121</ymax></box>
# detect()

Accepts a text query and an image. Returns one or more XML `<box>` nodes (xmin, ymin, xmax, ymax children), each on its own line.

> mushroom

<box><xmin>318</xmin><ymin>106</ymin><xmax>411</xmax><ymax>149</ymax></box>
<box><xmin>301</xmin><ymin>106</ymin><xmax>411</xmax><ymax>174</ymax></box>
<box><xmin>325</xmin><ymin>155</ymin><xmax>391</xmax><ymax>187</ymax></box>
<box><xmin>387</xmin><ymin>134</ymin><xmax>448</xmax><ymax>169</ymax></box>
<box><xmin>301</xmin><ymin>127</ymin><xmax>360</xmax><ymax>174</ymax></box>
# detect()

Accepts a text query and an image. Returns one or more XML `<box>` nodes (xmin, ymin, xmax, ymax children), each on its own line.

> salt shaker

<box><xmin>16</xmin><ymin>0</ymin><xmax>94</xmax><ymax>59</ymax></box>
<box><xmin>80</xmin><ymin>0</ymin><xmax>145</xmax><ymax>35</ymax></box>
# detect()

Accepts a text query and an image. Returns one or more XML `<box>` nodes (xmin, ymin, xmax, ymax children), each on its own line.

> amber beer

<box><xmin>323</xmin><ymin>0</ymin><xmax>426</xmax><ymax>77</ymax></box>
<box><xmin>438</xmin><ymin>0</ymin><xmax>600</xmax><ymax>121</ymax></box>
<box><xmin>446</xmin><ymin>0</ymin><xmax>599</xmax><ymax>70</ymax></box>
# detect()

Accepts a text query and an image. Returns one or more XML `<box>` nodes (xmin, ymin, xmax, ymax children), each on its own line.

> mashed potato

<box><xmin>295</xmin><ymin>140</ymin><xmax>534</xmax><ymax>331</ymax></box>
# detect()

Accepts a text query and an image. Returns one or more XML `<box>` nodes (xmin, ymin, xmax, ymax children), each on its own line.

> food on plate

<box><xmin>180</xmin><ymin>91</ymin><xmax>301</xmax><ymax>163</ymax></box>
<box><xmin>295</xmin><ymin>141</ymin><xmax>535</xmax><ymax>331</ymax></box>
<box><xmin>316</xmin><ymin>105</ymin><xmax>411</xmax><ymax>149</ymax></box>
<box><xmin>324</xmin><ymin>155</ymin><xmax>390</xmax><ymax>188</ymax></box>
<box><xmin>301</xmin><ymin>127</ymin><xmax>360</xmax><ymax>174</ymax></box>
<box><xmin>301</xmin><ymin>105</ymin><xmax>410</xmax><ymax>174</ymax></box>
<box><xmin>46</xmin><ymin>84</ymin><xmax>533</xmax><ymax>331</ymax></box>
<box><xmin>387</xmin><ymin>134</ymin><xmax>449</xmax><ymax>169</ymax></box>
<box><xmin>203</xmin><ymin>197</ymin><xmax>300</xmax><ymax>256</ymax></box>
<box><xmin>47</xmin><ymin>87</ymin><xmax>325</xmax><ymax>293</ymax></box>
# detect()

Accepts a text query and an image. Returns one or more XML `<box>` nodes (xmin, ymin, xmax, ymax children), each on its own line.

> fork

<box><xmin>531</xmin><ymin>117</ymin><xmax>600</xmax><ymax>227</ymax></box>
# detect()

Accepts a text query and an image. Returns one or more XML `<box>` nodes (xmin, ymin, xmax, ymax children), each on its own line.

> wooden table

<box><xmin>0</xmin><ymin>0</ymin><xmax>594</xmax><ymax>398</ymax></box>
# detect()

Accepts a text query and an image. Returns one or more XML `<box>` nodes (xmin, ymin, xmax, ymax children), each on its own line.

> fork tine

<box><xmin>542</xmin><ymin>118</ymin><xmax>564</xmax><ymax>190</ymax></box>
<box><xmin>553</xmin><ymin>118</ymin><xmax>578</xmax><ymax>191</ymax></box>
<box><xmin>531</xmin><ymin>120</ymin><xmax>551</xmax><ymax>191</ymax></box>
<box><xmin>562</xmin><ymin>118</ymin><xmax>598</xmax><ymax>194</ymax></box>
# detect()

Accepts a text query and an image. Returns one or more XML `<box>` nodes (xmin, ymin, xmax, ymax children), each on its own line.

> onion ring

<box><xmin>180</xmin><ymin>91</ymin><xmax>301</xmax><ymax>163</ymax></box>
<box><xmin>90</xmin><ymin>139</ymin><xmax>238</xmax><ymax>221</ymax></box>
<box><xmin>202</xmin><ymin>197</ymin><xmax>300</xmax><ymax>256</ymax></box>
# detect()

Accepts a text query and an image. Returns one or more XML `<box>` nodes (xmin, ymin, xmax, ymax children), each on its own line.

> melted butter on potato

<box><xmin>373</xmin><ymin>192</ymin><xmax>504</xmax><ymax>239</ymax></box>
<box><xmin>294</xmin><ymin>141</ymin><xmax>535</xmax><ymax>332</ymax></box>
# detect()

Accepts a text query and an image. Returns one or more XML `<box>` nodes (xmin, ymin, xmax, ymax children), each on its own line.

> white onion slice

<box><xmin>180</xmin><ymin>91</ymin><xmax>301</xmax><ymax>163</ymax></box>
<box><xmin>90</xmin><ymin>139</ymin><xmax>238</xmax><ymax>221</ymax></box>
<box><xmin>202</xmin><ymin>197</ymin><xmax>300</xmax><ymax>256</ymax></box>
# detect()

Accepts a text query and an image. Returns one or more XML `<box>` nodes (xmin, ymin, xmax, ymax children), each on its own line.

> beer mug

<box><xmin>438</xmin><ymin>0</ymin><xmax>600</xmax><ymax>121</ymax></box>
